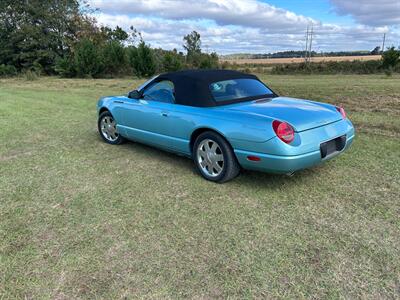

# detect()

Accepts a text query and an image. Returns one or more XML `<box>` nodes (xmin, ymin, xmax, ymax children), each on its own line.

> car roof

<box><xmin>160</xmin><ymin>69</ymin><xmax>255</xmax><ymax>81</ymax></box>
<box><xmin>152</xmin><ymin>69</ymin><xmax>259</xmax><ymax>107</ymax></box>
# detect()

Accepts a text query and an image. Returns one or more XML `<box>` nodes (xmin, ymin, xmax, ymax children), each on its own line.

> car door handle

<box><xmin>161</xmin><ymin>112</ymin><xmax>169</xmax><ymax>117</ymax></box>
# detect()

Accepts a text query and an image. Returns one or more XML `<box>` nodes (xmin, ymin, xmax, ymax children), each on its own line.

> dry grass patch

<box><xmin>222</xmin><ymin>55</ymin><xmax>382</xmax><ymax>65</ymax></box>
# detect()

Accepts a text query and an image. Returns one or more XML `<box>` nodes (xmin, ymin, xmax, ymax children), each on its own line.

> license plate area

<box><xmin>320</xmin><ymin>135</ymin><xmax>346</xmax><ymax>159</ymax></box>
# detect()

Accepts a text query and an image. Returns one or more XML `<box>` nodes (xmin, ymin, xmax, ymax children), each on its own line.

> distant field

<box><xmin>222</xmin><ymin>55</ymin><xmax>382</xmax><ymax>65</ymax></box>
<box><xmin>1</xmin><ymin>74</ymin><xmax>399</xmax><ymax>298</ymax></box>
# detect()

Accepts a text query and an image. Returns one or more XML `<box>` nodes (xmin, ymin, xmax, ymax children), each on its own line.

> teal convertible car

<box><xmin>97</xmin><ymin>69</ymin><xmax>354</xmax><ymax>182</ymax></box>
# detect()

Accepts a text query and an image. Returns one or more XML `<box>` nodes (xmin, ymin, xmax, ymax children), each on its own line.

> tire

<box><xmin>98</xmin><ymin>111</ymin><xmax>125</xmax><ymax>145</ymax></box>
<box><xmin>193</xmin><ymin>131</ymin><xmax>240</xmax><ymax>183</ymax></box>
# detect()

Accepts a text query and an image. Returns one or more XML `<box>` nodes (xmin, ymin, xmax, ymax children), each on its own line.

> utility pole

<box><xmin>308</xmin><ymin>24</ymin><xmax>314</xmax><ymax>62</ymax></box>
<box><xmin>304</xmin><ymin>25</ymin><xmax>309</xmax><ymax>63</ymax></box>
<box><xmin>381</xmin><ymin>33</ymin><xmax>386</xmax><ymax>54</ymax></box>
<box><xmin>304</xmin><ymin>24</ymin><xmax>314</xmax><ymax>63</ymax></box>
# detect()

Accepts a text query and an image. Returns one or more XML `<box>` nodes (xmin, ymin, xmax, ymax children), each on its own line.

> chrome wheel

<box><xmin>197</xmin><ymin>139</ymin><xmax>224</xmax><ymax>177</ymax></box>
<box><xmin>100</xmin><ymin>115</ymin><xmax>119</xmax><ymax>142</ymax></box>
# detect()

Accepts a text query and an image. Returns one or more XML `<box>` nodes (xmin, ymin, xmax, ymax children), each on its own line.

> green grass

<box><xmin>1</xmin><ymin>75</ymin><xmax>399</xmax><ymax>298</ymax></box>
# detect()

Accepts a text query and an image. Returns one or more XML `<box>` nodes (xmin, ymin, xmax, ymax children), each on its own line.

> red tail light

<box><xmin>247</xmin><ymin>155</ymin><xmax>261</xmax><ymax>161</ymax></box>
<box><xmin>272</xmin><ymin>120</ymin><xmax>295</xmax><ymax>144</ymax></box>
<box><xmin>336</xmin><ymin>106</ymin><xmax>346</xmax><ymax>119</ymax></box>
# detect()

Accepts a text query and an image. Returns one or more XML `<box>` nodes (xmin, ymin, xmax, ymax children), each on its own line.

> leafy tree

<box><xmin>100</xmin><ymin>26</ymin><xmax>129</xmax><ymax>42</ymax></box>
<box><xmin>183</xmin><ymin>31</ymin><xmax>203</xmax><ymax>66</ymax></box>
<box><xmin>128</xmin><ymin>42</ymin><xmax>156</xmax><ymax>77</ymax></box>
<box><xmin>382</xmin><ymin>46</ymin><xmax>400</xmax><ymax>69</ymax></box>
<box><xmin>126</xmin><ymin>26</ymin><xmax>143</xmax><ymax>45</ymax></box>
<box><xmin>162</xmin><ymin>50</ymin><xmax>183</xmax><ymax>72</ymax></box>
<box><xmin>74</xmin><ymin>39</ymin><xmax>103</xmax><ymax>77</ymax></box>
<box><xmin>102</xmin><ymin>41</ymin><xmax>127</xmax><ymax>75</ymax></box>
<box><xmin>111</xmin><ymin>26</ymin><xmax>129</xmax><ymax>42</ymax></box>
<box><xmin>0</xmin><ymin>0</ymin><xmax>86</xmax><ymax>73</ymax></box>
<box><xmin>0</xmin><ymin>64</ymin><xmax>17</xmax><ymax>77</ymax></box>
<box><xmin>199</xmin><ymin>52</ymin><xmax>219</xmax><ymax>69</ymax></box>
<box><xmin>183</xmin><ymin>31</ymin><xmax>201</xmax><ymax>55</ymax></box>
<box><xmin>54</xmin><ymin>55</ymin><xmax>76</xmax><ymax>77</ymax></box>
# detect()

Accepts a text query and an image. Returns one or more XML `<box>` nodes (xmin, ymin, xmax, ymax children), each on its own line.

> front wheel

<box><xmin>193</xmin><ymin>131</ymin><xmax>240</xmax><ymax>183</ymax></box>
<box><xmin>98</xmin><ymin>111</ymin><xmax>125</xmax><ymax>145</ymax></box>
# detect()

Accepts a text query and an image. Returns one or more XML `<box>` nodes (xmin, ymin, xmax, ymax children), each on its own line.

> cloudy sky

<box><xmin>89</xmin><ymin>0</ymin><xmax>400</xmax><ymax>54</ymax></box>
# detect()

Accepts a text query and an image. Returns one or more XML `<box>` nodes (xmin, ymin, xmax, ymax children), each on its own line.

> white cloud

<box><xmin>90</xmin><ymin>0</ymin><xmax>400</xmax><ymax>53</ymax></box>
<box><xmin>330</xmin><ymin>0</ymin><xmax>400</xmax><ymax>27</ymax></box>
<box><xmin>90</xmin><ymin>0</ymin><xmax>318</xmax><ymax>33</ymax></box>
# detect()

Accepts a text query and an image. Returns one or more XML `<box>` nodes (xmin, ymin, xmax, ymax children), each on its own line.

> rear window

<box><xmin>210</xmin><ymin>78</ymin><xmax>274</xmax><ymax>102</ymax></box>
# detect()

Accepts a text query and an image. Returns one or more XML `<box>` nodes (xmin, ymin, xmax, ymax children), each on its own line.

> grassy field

<box><xmin>1</xmin><ymin>74</ymin><xmax>399</xmax><ymax>298</ymax></box>
<box><xmin>222</xmin><ymin>55</ymin><xmax>382</xmax><ymax>65</ymax></box>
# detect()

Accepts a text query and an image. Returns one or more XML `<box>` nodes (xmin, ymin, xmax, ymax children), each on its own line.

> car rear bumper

<box><xmin>234</xmin><ymin>120</ymin><xmax>355</xmax><ymax>174</ymax></box>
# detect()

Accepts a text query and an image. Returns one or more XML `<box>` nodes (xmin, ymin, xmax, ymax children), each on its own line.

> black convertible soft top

<box><xmin>145</xmin><ymin>69</ymin><xmax>273</xmax><ymax>107</ymax></box>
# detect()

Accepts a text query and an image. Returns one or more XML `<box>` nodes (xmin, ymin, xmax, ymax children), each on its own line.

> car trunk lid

<box><xmin>225</xmin><ymin>97</ymin><xmax>342</xmax><ymax>132</ymax></box>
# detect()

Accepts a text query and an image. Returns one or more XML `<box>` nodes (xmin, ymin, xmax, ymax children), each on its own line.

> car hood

<box><xmin>224</xmin><ymin>97</ymin><xmax>342</xmax><ymax>132</ymax></box>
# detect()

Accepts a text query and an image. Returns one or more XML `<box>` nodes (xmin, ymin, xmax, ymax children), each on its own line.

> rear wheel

<box><xmin>193</xmin><ymin>131</ymin><xmax>240</xmax><ymax>183</ymax></box>
<box><xmin>98</xmin><ymin>111</ymin><xmax>125</xmax><ymax>145</ymax></box>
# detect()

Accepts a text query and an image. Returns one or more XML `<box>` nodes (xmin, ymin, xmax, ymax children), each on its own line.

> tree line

<box><xmin>269</xmin><ymin>47</ymin><xmax>400</xmax><ymax>75</ymax></box>
<box><xmin>0</xmin><ymin>0</ymin><xmax>218</xmax><ymax>78</ymax></box>
<box><xmin>1</xmin><ymin>1</ymin><xmax>399</xmax><ymax>78</ymax></box>
<box><xmin>221</xmin><ymin>48</ymin><xmax>386</xmax><ymax>60</ymax></box>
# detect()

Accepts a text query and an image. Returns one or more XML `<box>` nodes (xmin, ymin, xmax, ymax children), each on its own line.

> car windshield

<box><xmin>210</xmin><ymin>78</ymin><xmax>274</xmax><ymax>103</ymax></box>
<box><xmin>137</xmin><ymin>75</ymin><xmax>159</xmax><ymax>91</ymax></box>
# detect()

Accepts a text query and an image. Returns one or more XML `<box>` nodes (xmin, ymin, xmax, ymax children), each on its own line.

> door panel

<box><xmin>120</xmin><ymin>80</ymin><xmax>194</xmax><ymax>152</ymax></box>
<box><xmin>121</xmin><ymin>99</ymin><xmax>175</xmax><ymax>149</ymax></box>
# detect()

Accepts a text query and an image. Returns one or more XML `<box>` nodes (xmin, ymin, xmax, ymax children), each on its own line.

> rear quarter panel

<box><xmin>167</xmin><ymin>105</ymin><xmax>277</xmax><ymax>154</ymax></box>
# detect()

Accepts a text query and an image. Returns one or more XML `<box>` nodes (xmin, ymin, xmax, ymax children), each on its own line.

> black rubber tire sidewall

<box><xmin>98</xmin><ymin>111</ymin><xmax>125</xmax><ymax>145</ymax></box>
<box><xmin>193</xmin><ymin>131</ymin><xmax>240</xmax><ymax>183</ymax></box>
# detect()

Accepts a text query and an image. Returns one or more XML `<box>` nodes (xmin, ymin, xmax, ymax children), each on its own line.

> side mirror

<box><xmin>128</xmin><ymin>90</ymin><xmax>141</xmax><ymax>99</ymax></box>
